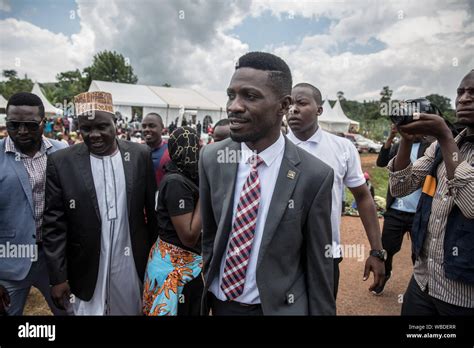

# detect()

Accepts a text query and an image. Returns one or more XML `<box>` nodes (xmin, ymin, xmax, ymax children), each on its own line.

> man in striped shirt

<box><xmin>388</xmin><ymin>70</ymin><xmax>474</xmax><ymax>315</ymax></box>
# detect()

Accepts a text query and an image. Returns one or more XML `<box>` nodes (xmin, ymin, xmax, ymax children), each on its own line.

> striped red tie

<box><xmin>221</xmin><ymin>155</ymin><xmax>264</xmax><ymax>300</ymax></box>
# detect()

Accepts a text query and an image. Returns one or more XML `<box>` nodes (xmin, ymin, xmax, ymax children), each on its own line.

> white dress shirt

<box><xmin>209</xmin><ymin>132</ymin><xmax>285</xmax><ymax>304</ymax></box>
<box><xmin>287</xmin><ymin>127</ymin><xmax>365</xmax><ymax>258</ymax></box>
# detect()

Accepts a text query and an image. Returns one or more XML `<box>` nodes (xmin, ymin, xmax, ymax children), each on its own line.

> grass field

<box><xmin>345</xmin><ymin>153</ymin><xmax>389</xmax><ymax>207</ymax></box>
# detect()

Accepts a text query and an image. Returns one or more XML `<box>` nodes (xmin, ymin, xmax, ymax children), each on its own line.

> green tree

<box><xmin>162</xmin><ymin>83</ymin><xmax>172</xmax><ymax>87</ymax></box>
<box><xmin>51</xmin><ymin>69</ymin><xmax>88</xmax><ymax>105</ymax></box>
<box><xmin>379</xmin><ymin>86</ymin><xmax>393</xmax><ymax>104</ymax></box>
<box><xmin>336</xmin><ymin>91</ymin><xmax>345</xmax><ymax>101</ymax></box>
<box><xmin>0</xmin><ymin>70</ymin><xmax>34</xmax><ymax>99</ymax></box>
<box><xmin>83</xmin><ymin>50</ymin><xmax>138</xmax><ymax>86</ymax></box>
<box><xmin>3</xmin><ymin>70</ymin><xmax>18</xmax><ymax>79</ymax></box>
<box><xmin>425</xmin><ymin>93</ymin><xmax>456</xmax><ymax>123</ymax></box>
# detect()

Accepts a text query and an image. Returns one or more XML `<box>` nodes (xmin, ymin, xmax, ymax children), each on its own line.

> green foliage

<box><xmin>380</xmin><ymin>86</ymin><xmax>393</xmax><ymax>104</ymax></box>
<box><xmin>0</xmin><ymin>51</ymin><xmax>139</xmax><ymax>115</ymax></box>
<box><xmin>369</xmin><ymin>166</ymin><xmax>389</xmax><ymax>199</ymax></box>
<box><xmin>0</xmin><ymin>70</ymin><xmax>34</xmax><ymax>99</ymax></box>
<box><xmin>337</xmin><ymin>99</ymin><xmax>390</xmax><ymax>141</ymax></box>
<box><xmin>50</xmin><ymin>69</ymin><xmax>88</xmax><ymax>106</ymax></box>
<box><xmin>344</xmin><ymin>155</ymin><xmax>389</xmax><ymax>206</ymax></box>
<box><xmin>83</xmin><ymin>50</ymin><xmax>138</xmax><ymax>86</ymax></box>
<box><xmin>425</xmin><ymin>93</ymin><xmax>456</xmax><ymax>123</ymax></box>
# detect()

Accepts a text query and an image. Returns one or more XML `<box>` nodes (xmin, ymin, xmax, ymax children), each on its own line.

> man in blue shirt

<box><xmin>374</xmin><ymin>125</ymin><xmax>432</xmax><ymax>295</ymax></box>
<box><xmin>142</xmin><ymin>113</ymin><xmax>170</xmax><ymax>187</ymax></box>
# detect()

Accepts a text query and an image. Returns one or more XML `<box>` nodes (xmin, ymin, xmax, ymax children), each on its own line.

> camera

<box><xmin>389</xmin><ymin>98</ymin><xmax>442</xmax><ymax>125</ymax></box>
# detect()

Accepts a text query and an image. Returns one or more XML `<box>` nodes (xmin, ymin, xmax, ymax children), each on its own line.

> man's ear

<box><xmin>278</xmin><ymin>95</ymin><xmax>292</xmax><ymax>117</ymax></box>
<box><xmin>317</xmin><ymin>105</ymin><xmax>323</xmax><ymax>116</ymax></box>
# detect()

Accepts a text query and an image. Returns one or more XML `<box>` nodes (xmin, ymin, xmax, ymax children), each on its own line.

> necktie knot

<box><xmin>247</xmin><ymin>155</ymin><xmax>264</xmax><ymax>170</ymax></box>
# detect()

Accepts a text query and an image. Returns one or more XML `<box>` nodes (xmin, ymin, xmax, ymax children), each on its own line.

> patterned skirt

<box><xmin>142</xmin><ymin>238</ymin><xmax>202</xmax><ymax>316</ymax></box>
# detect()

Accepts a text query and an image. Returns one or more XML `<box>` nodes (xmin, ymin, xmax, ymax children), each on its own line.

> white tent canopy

<box><xmin>197</xmin><ymin>89</ymin><xmax>228</xmax><ymax>110</ymax></box>
<box><xmin>89</xmin><ymin>80</ymin><xmax>167</xmax><ymax>108</ymax></box>
<box><xmin>318</xmin><ymin>99</ymin><xmax>350</xmax><ymax>133</ymax></box>
<box><xmin>0</xmin><ymin>94</ymin><xmax>6</xmax><ymax>126</ymax></box>
<box><xmin>318</xmin><ymin>99</ymin><xmax>361</xmax><ymax>133</ymax></box>
<box><xmin>89</xmin><ymin>80</ymin><xmax>170</xmax><ymax>122</ymax></box>
<box><xmin>89</xmin><ymin>80</ymin><xmax>226</xmax><ymax>126</ymax></box>
<box><xmin>31</xmin><ymin>83</ymin><xmax>63</xmax><ymax>116</ymax></box>
<box><xmin>332</xmin><ymin>99</ymin><xmax>360</xmax><ymax>132</ymax></box>
<box><xmin>149</xmin><ymin>86</ymin><xmax>220</xmax><ymax>111</ymax></box>
<box><xmin>0</xmin><ymin>94</ymin><xmax>7</xmax><ymax>109</ymax></box>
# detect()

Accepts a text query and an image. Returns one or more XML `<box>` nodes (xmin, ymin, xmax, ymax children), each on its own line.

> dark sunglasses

<box><xmin>6</xmin><ymin>120</ymin><xmax>43</xmax><ymax>132</ymax></box>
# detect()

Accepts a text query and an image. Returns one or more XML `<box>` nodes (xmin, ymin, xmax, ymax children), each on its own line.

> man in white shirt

<box><xmin>287</xmin><ymin>83</ymin><xmax>385</xmax><ymax>297</ymax></box>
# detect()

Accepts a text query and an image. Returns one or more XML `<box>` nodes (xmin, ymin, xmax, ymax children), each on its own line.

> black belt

<box><xmin>209</xmin><ymin>292</ymin><xmax>262</xmax><ymax>309</ymax></box>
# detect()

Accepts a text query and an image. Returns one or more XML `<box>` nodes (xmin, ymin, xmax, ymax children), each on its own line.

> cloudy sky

<box><xmin>0</xmin><ymin>0</ymin><xmax>473</xmax><ymax>103</ymax></box>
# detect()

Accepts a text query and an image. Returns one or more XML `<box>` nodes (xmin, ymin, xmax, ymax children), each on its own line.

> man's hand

<box><xmin>363</xmin><ymin>256</ymin><xmax>385</xmax><ymax>291</ymax></box>
<box><xmin>0</xmin><ymin>285</ymin><xmax>10</xmax><ymax>314</ymax></box>
<box><xmin>383</xmin><ymin>125</ymin><xmax>398</xmax><ymax>149</ymax></box>
<box><xmin>389</xmin><ymin>124</ymin><xmax>398</xmax><ymax>139</ymax></box>
<box><xmin>51</xmin><ymin>282</ymin><xmax>71</xmax><ymax>310</ymax></box>
<box><xmin>397</xmin><ymin>127</ymin><xmax>416</xmax><ymax>142</ymax></box>
<box><xmin>398</xmin><ymin>113</ymin><xmax>451</xmax><ymax>140</ymax></box>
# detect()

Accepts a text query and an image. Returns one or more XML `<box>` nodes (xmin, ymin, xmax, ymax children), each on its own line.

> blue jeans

<box><xmin>0</xmin><ymin>245</ymin><xmax>72</xmax><ymax>316</ymax></box>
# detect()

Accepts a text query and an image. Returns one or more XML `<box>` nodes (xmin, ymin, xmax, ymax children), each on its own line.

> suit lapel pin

<box><xmin>287</xmin><ymin>170</ymin><xmax>296</xmax><ymax>179</ymax></box>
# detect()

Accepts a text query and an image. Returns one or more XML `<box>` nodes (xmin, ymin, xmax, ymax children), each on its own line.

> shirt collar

<box><xmin>152</xmin><ymin>139</ymin><xmax>167</xmax><ymax>151</ymax></box>
<box><xmin>287</xmin><ymin>126</ymin><xmax>323</xmax><ymax>145</ymax></box>
<box><xmin>5</xmin><ymin>136</ymin><xmax>52</xmax><ymax>156</ymax></box>
<box><xmin>240</xmin><ymin>132</ymin><xmax>285</xmax><ymax>167</ymax></box>
<box><xmin>455</xmin><ymin>128</ymin><xmax>467</xmax><ymax>142</ymax></box>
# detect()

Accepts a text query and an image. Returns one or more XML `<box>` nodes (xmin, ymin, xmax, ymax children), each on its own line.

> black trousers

<box><xmin>177</xmin><ymin>275</ymin><xmax>204</xmax><ymax>316</ymax></box>
<box><xmin>208</xmin><ymin>292</ymin><xmax>263</xmax><ymax>316</ymax></box>
<box><xmin>381</xmin><ymin>208</ymin><xmax>416</xmax><ymax>275</ymax></box>
<box><xmin>401</xmin><ymin>276</ymin><xmax>474</xmax><ymax>315</ymax></box>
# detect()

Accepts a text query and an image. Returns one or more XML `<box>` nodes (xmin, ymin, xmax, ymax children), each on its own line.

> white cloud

<box><xmin>0</xmin><ymin>18</ymin><xmax>94</xmax><ymax>81</ymax></box>
<box><xmin>267</xmin><ymin>1</ymin><xmax>473</xmax><ymax>103</ymax></box>
<box><xmin>0</xmin><ymin>0</ymin><xmax>472</xmax><ymax>105</ymax></box>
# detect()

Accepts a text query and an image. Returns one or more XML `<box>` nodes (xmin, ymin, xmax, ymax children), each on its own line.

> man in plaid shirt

<box><xmin>0</xmin><ymin>92</ymin><xmax>68</xmax><ymax>315</ymax></box>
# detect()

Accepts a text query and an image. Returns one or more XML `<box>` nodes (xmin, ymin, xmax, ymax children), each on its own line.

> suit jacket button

<box><xmin>32</xmin><ymin>234</ymin><xmax>36</xmax><ymax>239</ymax></box>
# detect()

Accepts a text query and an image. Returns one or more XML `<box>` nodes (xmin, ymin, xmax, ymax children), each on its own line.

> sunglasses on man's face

<box><xmin>6</xmin><ymin>120</ymin><xmax>43</xmax><ymax>132</ymax></box>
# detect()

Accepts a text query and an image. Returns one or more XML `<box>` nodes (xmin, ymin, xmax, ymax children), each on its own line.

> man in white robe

<box><xmin>43</xmin><ymin>91</ymin><xmax>158</xmax><ymax>315</ymax></box>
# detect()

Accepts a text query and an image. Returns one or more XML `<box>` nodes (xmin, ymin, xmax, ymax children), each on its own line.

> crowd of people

<box><xmin>0</xmin><ymin>52</ymin><xmax>472</xmax><ymax>317</ymax></box>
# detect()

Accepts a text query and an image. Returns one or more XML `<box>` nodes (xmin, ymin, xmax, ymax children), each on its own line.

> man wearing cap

<box><xmin>42</xmin><ymin>91</ymin><xmax>158</xmax><ymax>315</ymax></box>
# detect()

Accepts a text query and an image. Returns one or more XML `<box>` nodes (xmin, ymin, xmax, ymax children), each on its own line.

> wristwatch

<box><xmin>370</xmin><ymin>249</ymin><xmax>387</xmax><ymax>261</ymax></box>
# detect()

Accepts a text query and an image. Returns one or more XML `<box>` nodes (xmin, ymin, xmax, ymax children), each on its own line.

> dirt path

<box><xmin>24</xmin><ymin>215</ymin><xmax>413</xmax><ymax>316</ymax></box>
<box><xmin>337</xmin><ymin>216</ymin><xmax>412</xmax><ymax>315</ymax></box>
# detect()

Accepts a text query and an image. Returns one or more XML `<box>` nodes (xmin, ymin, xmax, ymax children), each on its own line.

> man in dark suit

<box><xmin>373</xmin><ymin>124</ymin><xmax>432</xmax><ymax>295</ymax></box>
<box><xmin>199</xmin><ymin>52</ymin><xmax>335</xmax><ymax>315</ymax></box>
<box><xmin>42</xmin><ymin>91</ymin><xmax>157</xmax><ymax>315</ymax></box>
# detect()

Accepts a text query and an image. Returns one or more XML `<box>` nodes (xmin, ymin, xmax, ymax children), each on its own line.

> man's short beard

<box><xmin>456</xmin><ymin>117</ymin><xmax>474</xmax><ymax>127</ymax></box>
<box><xmin>230</xmin><ymin>126</ymin><xmax>270</xmax><ymax>143</ymax></box>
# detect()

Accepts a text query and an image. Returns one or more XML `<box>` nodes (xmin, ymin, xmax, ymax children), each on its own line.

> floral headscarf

<box><xmin>166</xmin><ymin>126</ymin><xmax>200</xmax><ymax>184</ymax></box>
